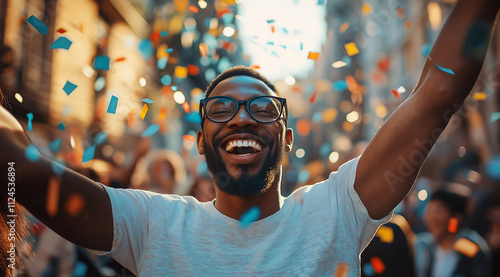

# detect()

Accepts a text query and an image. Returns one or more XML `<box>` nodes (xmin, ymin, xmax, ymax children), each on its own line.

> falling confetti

<box><xmin>183</xmin><ymin>134</ymin><xmax>196</xmax><ymax>142</ymax></box>
<box><xmin>339</xmin><ymin>22</ymin><xmax>350</xmax><ymax>33</ymax></box>
<box><xmin>332</xmin><ymin>60</ymin><xmax>348</xmax><ymax>68</ymax></box>
<box><xmin>188</xmin><ymin>5</ymin><xmax>199</xmax><ymax>13</ymax></box>
<box><xmin>56</xmin><ymin>28</ymin><xmax>67</xmax><ymax>34</ymax></box>
<box><xmin>107</xmin><ymin>95</ymin><xmax>119</xmax><ymax>114</ymax></box>
<box><xmin>159</xmin><ymin>107</ymin><xmax>167</xmax><ymax>120</ymax></box>
<box><xmin>57</xmin><ymin>123</ymin><xmax>65</xmax><ymax>130</ymax></box>
<box><xmin>454</xmin><ymin>237</ymin><xmax>479</xmax><ymax>258</ymax></box>
<box><xmin>50</xmin><ymin>36</ymin><xmax>72</xmax><ymax>50</ymax></box>
<box><xmin>240</xmin><ymin>206</ymin><xmax>261</xmax><ymax>228</ymax></box>
<box><xmin>138</xmin><ymin>39</ymin><xmax>154</xmax><ymax>60</ymax></box>
<box><xmin>46</xmin><ymin>176</ymin><xmax>60</xmax><ymax>217</ymax></box>
<box><xmin>94</xmin><ymin>55</ymin><xmax>110</xmax><ymax>70</ymax></box>
<box><xmin>142</xmin><ymin>98</ymin><xmax>154</xmax><ymax>104</ymax></box>
<box><xmin>26</xmin><ymin>113</ymin><xmax>33</xmax><ymax>132</ymax></box>
<box><xmin>371</xmin><ymin>257</ymin><xmax>385</xmax><ymax>274</ymax></box>
<box><xmin>175</xmin><ymin>66</ymin><xmax>188</xmax><ymax>78</ymax></box>
<box><xmin>376</xmin><ymin>225</ymin><xmax>394</xmax><ymax>243</ymax></box>
<box><xmin>309</xmin><ymin>89</ymin><xmax>318</xmax><ymax>103</ymax></box>
<box><xmin>390</xmin><ymin>89</ymin><xmax>401</xmax><ymax>99</ymax></box>
<box><xmin>115</xmin><ymin>57</ymin><xmax>126</xmax><ymax>62</ymax></box>
<box><xmin>187</xmin><ymin>64</ymin><xmax>200</xmax><ymax>75</ymax></box>
<box><xmin>140</xmin><ymin>104</ymin><xmax>149</xmax><ymax>120</ymax></box>
<box><xmin>49</xmin><ymin>138</ymin><xmax>62</xmax><ymax>153</ymax></box>
<box><xmin>26</xmin><ymin>15</ymin><xmax>48</xmax><ymax>35</ymax></box>
<box><xmin>491</xmin><ymin>112</ymin><xmax>500</xmax><ymax>123</ymax></box>
<box><xmin>64</xmin><ymin>194</ymin><xmax>85</xmax><ymax>217</ymax></box>
<box><xmin>63</xmin><ymin>81</ymin><xmax>77</xmax><ymax>95</ymax></box>
<box><xmin>430</xmin><ymin>58</ymin><xmax>455</xmax><ymax>75</ymax></box>
<box><xmin>14</xmin><ymin>93</ymin><xmax>23</xmax><ymax>103</ymax></box>
<box><xmin>142</xmin><ymin>124</ymin><xmax>160</xmax><ymax>137</ymax></box>
<box><xmin>182</xmin><ymin>102</ymin><xmax>191</xmax><ymax>113</ymax></box>
<box><xmin>344</xmin><ymin>42</ymin><xmax>359</xmax><ymax>56</ymax></box>
<box><xmin>94</xmin><ymin>131</ymin><xmax>108</xmax><ymax>145</ymax></box>
<box><xmin>25</xmin><ymin>144</ymin><xmax>41</xmax><ymax>162</ymax></box>
<box><xmin>307</xmin><ymin>52</ymin><xmax>320</xmax><ymax>60</ymax></box>
<box><xmin>473</xmin><ymin>92</ymin><xmax>487</xmax><ymax>100</ymax></box>
<box><xmin>448</xmin><ymin>217</ymin><xmax>458</xmax><ymax>233</ymax></box>
<box><xmin>82</xmin><ymin>145</ymin><xmax>96</xmax><ymax>163</ymax></box>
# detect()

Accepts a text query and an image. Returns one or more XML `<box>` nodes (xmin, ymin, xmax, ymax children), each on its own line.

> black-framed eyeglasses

<box><xmin>199</xmin><ymin>95</ymin><xmax>287</xmax><ymax>124</ymax></box>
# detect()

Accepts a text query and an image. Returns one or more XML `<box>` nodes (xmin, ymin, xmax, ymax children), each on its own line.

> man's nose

<box><xmin>227</xmin><ymin>106</ymin><xmax>258</xmax><ymax>127</ymax></box>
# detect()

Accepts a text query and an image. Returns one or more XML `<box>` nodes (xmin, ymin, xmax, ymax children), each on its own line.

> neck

<box><xmin>214</xmin><ymin>182</ymin><xmax>283</xmax><ymax>220</ymax></box>
<box><xmin>436</xmin><ymin>232</ymin><xmax>457</xmax><ymax>251</ymax></box>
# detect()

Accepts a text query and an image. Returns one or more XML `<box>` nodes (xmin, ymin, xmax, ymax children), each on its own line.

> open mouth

<box><xmin>224</xmin><ymin>139</ymin><xmax>262</xmax><ymax>156</ymax></box>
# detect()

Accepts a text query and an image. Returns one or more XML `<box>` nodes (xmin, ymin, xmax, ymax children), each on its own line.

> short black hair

<box><xmin>205</xmin><ymin>65</ymin><xmax>278</xmax><ymax>98</ymax></box>
<box><xmin>430</xmin><ymin>189</ymin><xmax>468</xmax><ymax>216</ymax></box>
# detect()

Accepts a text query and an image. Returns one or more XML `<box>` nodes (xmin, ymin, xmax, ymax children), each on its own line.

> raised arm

<box><xmin>0</xmin><ymin>105</ymin><xmax>113</xmax><ymax>251</ymax></box>
<box><xmin>355</xmin><ymin>0</ymin><xmax>500</xmax><ymax>219</ymax></box>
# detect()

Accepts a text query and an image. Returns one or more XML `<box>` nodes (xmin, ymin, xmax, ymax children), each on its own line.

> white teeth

<box><xmin>224</xmin><ymin>139</ymin><xmax>262</xmax><ymax>152</ymax></box>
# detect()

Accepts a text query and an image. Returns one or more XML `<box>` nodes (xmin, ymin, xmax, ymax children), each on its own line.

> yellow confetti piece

<box><xmin>454</xmin><ymin>237</ymin><xmax>479</xmax><ymax>258</ymax></box>
<box><xmin>64</xmin><ymin>194</ymin><xmax>85</xmax><ymax>217</ymax></box>
<box><xmin>174</xmin><ymin>0</ymin><xmax>189</xmax><ymax>12</ymax></box>
<box><xmin>334</xmin><ymin>263</ymin><xmax>349</xmax><ymax>277</ymax></box>
<box><xmin>376</xmin><ymin>226</ymin><xmax>394</xmax><ymax>243</ymax></box>
<box><xmin>14</xmin><ymin>93</ymin><xmax>23</xmax><ymax>103</ymax></box>
<box><xmin>140</xmin><ymin>103</ymin><xmax>149</xmax><ymax>120</ymax></box>
<box><xmin>362</xmin><ymin>3</ymin><xmax>373</xmax><ymax>15</ymax></box>
<box><xmin>175</xmin><ymin>65</ymin><xmax>188</xmax><ymax>78</ymax></box>
<box><xmin>344</xmin><ymin>42</ymin><xmax>359</xmax><ymax>56</ymax></box>
<box><xmin>473</xmin><ymin>92</ymin><xmax>487</xmax><ymax>100</ymax></box>
<box><xmin>322</xmin><ymin>108</ymin><xmax>337</xmax><ymax>123</ymax></box>
<box><xmin>46</xmin><ymin>176</ymin><xmax>60</xmax><ymax>217</ymax></box>
<box><xmin>159</xmin><ymin>107</ymin><xmax>167</xmax><ymax>120</ymax></box>
<box><xmin>307</xmin><ymin>52</ymin><xmax>320</xmax><ymax>60</ymax></box>
<box><xmin>339</xmin><ymin>22</ymin><xmax>350</xmax><ymax>33</ymax></box>
<box><xmin>332</xmin><ymin>61</ymin><xmax>348</xmax><ymax>68</ymax></box>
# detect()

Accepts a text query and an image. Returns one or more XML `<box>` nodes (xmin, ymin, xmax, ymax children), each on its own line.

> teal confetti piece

<box><xmin>362</xmin><ymin>263</ymin><xmax>375</xmax><ymax>276</ymax></box>
<box><xmin>63</xmin><ymin>81</ymin><xmax>77</xmax><ymax>95</ymax></box>
<box><xmin>431</xmin><ymin>60</ymin><xmax>455</xmax><ymax>75</ymax></box>
<box><xmin>57</xmin><ymin>123</ymin><xmax>65</xmax><ymax>130</ymax></box>
<box><xmin>107</xmin><ymin>95</ymin><xmax>118</xmax><ymax>114</ymax></box>
<box><xmin>138</xmin><ymin>39</ymin><xmax>154</xmax><ymax>60</ymax></box>
<box><xmin>26</xmin><ymin>15</ymin><xmax>48</xmax><ymax>35</ymax></box>
<box><xmin>141</xmin><ymin>124</ymin><xmax>160</xmax><ymax>137</ymax></box>
<box><xmin>49</xmin><ymin>138</ymin><xmax>62</xmax><ymax>153</ymax></box>
<box><xmin>166</xmin><ymin>48</ymin><xmax>174</xmax><ymax>53</ymax></box>
<box><xmin>94</xmin><ymin>131</ymin><xmax>108</xmax><ymax>145</ymax></box>
<box><xmin>25</xmin><ymin>144</ymin><xmax>41</xmax><ymax>162</ymax></box>
<box><xmin>239</xmin><ymin>206</ymin><xmax>261</xmax><ymax>229</ymax></box>
<box><xmin>161</xmin><ymin>75</ymin><xmax>172</xmax><ymax>85</ymax></box>
<box><xmin>50</xmin><ymin>36</ymin><xmax>72</xmax><ymax>50</ymax></box>
<box><xmin>491</xmin><ymin>112</ymin><xmax>500</xmax><ymax>123</ymax></box>
<box><xmin>82</xmin><ymin>145</ymin><xmax>96</xmax><ymax>163</ymax></box>
<box><xmin>94</xmin><ymin>55</ymin><xmax>110</xmax><ymax>70</ymax></box>
<box><xmin>186</xmin><ymin>112</ymin><xmax>202</xmax><ymax>123</ymax></box>
<box><xmin>26</xmin><ymin>113</ymin><xmax>33</xmax><ymax>132</ymax></box>
<box><xmin>141</xmin><ymin>98</ymin><xmax>154</xmax><ymax>104</ymax></box>
<box><xmin>51</xmin><ymin>160</ymin><xmax>66</xmax><ymax>175</ymax></box>
<box><xmin>333</xmin><ymin>80</ymin><xmax>348</xmax><ymax>91</ymax></box>
<box><xmin>157</xmin><ymin>57</ymin><xmax>168</xmax><ymax>70</ymax></box>
<box><xmin>161</xmin><ymin>30</ymin><xmax>168</xmax><ymax>37</ymax></box>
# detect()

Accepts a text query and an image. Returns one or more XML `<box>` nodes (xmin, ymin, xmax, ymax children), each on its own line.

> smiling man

<box><xmin>1</xmin><ymin>0</ymin><xmax>500</xmax><ymax>276</ymax></box>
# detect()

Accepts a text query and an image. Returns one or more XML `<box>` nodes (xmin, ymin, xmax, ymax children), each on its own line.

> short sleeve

<box><xmin>328</xmin><ymin>156</ymin><xmax>393</xmax><ymax>252</ymax></box>
<box><xmin>88</xmin><ymin>185</ymin><xmax>157</xmax><ymax>275</ymax></box>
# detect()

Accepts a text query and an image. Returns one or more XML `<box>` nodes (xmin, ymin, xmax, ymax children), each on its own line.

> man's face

<box><xmin>197</xmin><ymin>75</ymin><xmax>293</xmax><ymax>196</ymax></box>
<box><xmin>423</xmin><ymin>200</ymin><xmax>454</xmax><ymax>239</ymax></box>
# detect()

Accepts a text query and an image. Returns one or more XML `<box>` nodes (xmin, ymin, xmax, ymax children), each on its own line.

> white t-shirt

<box><xmin>92</xmin><ymin>157</ymin><xmax>392</xmax><ymax>276</ymax></box>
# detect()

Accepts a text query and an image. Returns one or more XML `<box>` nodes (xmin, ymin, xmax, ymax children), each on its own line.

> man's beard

<box><xmin>203</xmin><ymin>133</ymin><xmax>284</xmax><ymax>197</ymax></box>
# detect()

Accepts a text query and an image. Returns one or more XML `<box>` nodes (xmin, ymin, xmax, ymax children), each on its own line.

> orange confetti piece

<box><xmin>159</xmin><ymin>107</ymin><xmax>167</xmax><ymax>120</ymax></box>
<box><xmin>115</xmin><ymin>57</ymin><xmax>126</xmax><ymax>62</ymax></box>
<box><xmin>376</xmin><ymin>225</ymin><xmax>394</xmax><ymax>243</ymax></box>
<box><xmin>334</xmin><ymin>263</ymin><xmax>349</xmax><ymax>277</ymax></box>
<box><xmin>390</xmin><ymin>89</ymin><xmax>401</xmax><ymax>99</ymax></box>
<box><xmin>448</xmin><ymin>217</ymin><xmax>458</xmax><ymax>233</ymax></box>
<box><xmin>309</xmin><ymin>89</ymin><xmax>318</xmax><ymax>103</ymax></box>
<box><xmin>128</xmin><ymin>110</ymin><xmax>136</xmax><ymax>127</ymax></box>
<box><xmin>140</xmin><ymin>104</ymin><xmax>149</xmax><ymax>120</ymax></box>
<box><xmin>307</xmin><ymin>52</ymin><xmax>320</xmax><ymax>60</ymax></box>
<box><xmin>182</xmin><ymin>102</ymin><xmax>190</xmax><ymax>113</ymax></box>
<box><xmin>362</xmin><ymin>3</ymin><xmax>373</xmax><ymax>15</ymax></box>
<box><xmin>473</xmin><ymin>92</ymin><xmax>487</xmax><ymax>100</ymax></box>
<box><xmin>271</xmin><ymin>25</ymin><xmax>275</xmax><ymax>33</ymax></box>
<box><xmin>79</xmin><ymin>23</ymin><xmax>83</xmax><ymax>32</ymax></box>
<box><xmin>371</xmin><ymin>257</ymin><xmax>385</xmax><ymax>274</ymax></box>
<box><xmin>56</xmin><ymin>28</ymin><xmax>67</xmax><ymax>34</ymax></box>
<box><xmin>46</xmin><ymin>176</ymin><xmax>60</xmax><ymax>217</ymax></box>
<box><xmin>339</xmin><ymin>22</ymin><xmax>350</xmax><ymax>33</ymax></box>
<box><xmin>250</xmin><ymin>64</ymin><xmax>261</xmax><ymax>69</ymax></box>
<box><xmin>188</xmin><ymin>5</ymin><xmax>199</xmax><ymax>13</ymax></box>
<box><xmin>296</xmin><ymin>119</ymin><xmax>311</xmax><ymax>136</ymax></box>
<box><xmin>344</xmin><ymin>42</ymin><xmax>359</xmax><ymax>56</ymax></box>
<box><xmin>187</xmin><ymin>64</ymin><xmax>200</xmax><ymax>75</ymax></box>
<box><xmin>454</xmin><ymin>238</ymin><xmax>479</xmax><ymax>258</ymax></box>
<box><xmin>64</xmin><ymin>194</ymin><xmax>85</xmax><ymax>217</ymax></box>
<box><xmin>175</xmin><ymin>65</ymin><xmax>188</xmax><ymax>78</ymax></box>
<box><xmin>183</xmin><ymin>134</ymin><xmax>196</xmax><ymax>142</ymax></box>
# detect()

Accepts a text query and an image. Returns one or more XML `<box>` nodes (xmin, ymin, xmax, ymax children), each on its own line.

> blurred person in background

<box><xmin>414</xmin><ymin>188</ymin><xmax>491</xmax><ymax>277</ymax></box>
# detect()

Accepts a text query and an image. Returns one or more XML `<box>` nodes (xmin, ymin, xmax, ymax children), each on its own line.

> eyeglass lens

<box><xmin>205</xmin><ymin>97</ymin><xmax>282</xmax><ymax>123</ymax></box>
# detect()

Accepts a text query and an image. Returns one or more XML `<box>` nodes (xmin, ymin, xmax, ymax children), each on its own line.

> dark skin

<box><xmin>0</xmin><ymin>0</ymin><xmax>498</xmax><ymax>253</ymax></box>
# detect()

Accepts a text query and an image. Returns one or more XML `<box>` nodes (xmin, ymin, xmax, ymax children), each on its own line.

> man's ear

<box><xmin>285</xmin><ymin>128</ymin><xmax>294</xmax><ymax>153</ymax></box>
<box><xmin>197</xmin><ymin>130</ymin><xmax>205</xmax><ymax>155</ymax></box>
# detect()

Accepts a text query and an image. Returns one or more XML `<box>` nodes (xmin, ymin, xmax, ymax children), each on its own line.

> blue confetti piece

<box><xmin>332</xmin><ymin>80</ymin><xmax>348</xmax><ymax>91</ymax></box>
<box><xmin>157</xmin><ymin>57</ymin><xmax>168</xmax><ymax>70</ymax></box>
<box><xmin>186</xmin><ymin>112</ymin><xmax>202</xmax><ymax>123</ymax></box>
<box><xmin>57</xmin><ymin>123</ymin><xmax>65</xmax><ymax>130</ymax></box>
<box><xmin>240</xmin><ymin>206</ymin><xmax>261</xmax><ymax>229</ymax></box>
<box><xmin>82</xmin><ymin>145</ymin><xmax>96</xmax><ymax>163</ymax></box>
<box><xmin>51</xmin><ymin>160</ymin><xmax>66</xmax><ymax>175</ymax></box>
<box><xmin>266</xmin><ymin>19</ymin><xmax>275</xmax><ymax>24</ymax></box>
<box><xmin>50</xmin><ymin>36</ymin><xmax>72</xmax><ymax>50</ymax></box>
<box><xmin>26</xmin><ymin>113</ymin><xmax>33</xmax><ymax>132</ymax></box>
<box><xmin>222</xmin><ymin>13</ymin><xmax>234</xmax><ymax>25</ymax></box>
<box><xmin>107</xmin><ymin>95</ymin><xmax>118</xmax><ymax>114</ymax></box>
<box><xmin>420</xmin><ymin>43</ymin><xmax>431</xmax><ymax>57</ymax></box>
<box><xmin>161</xmin><ymin>75</ymin><xmax>172</xmax><ymax>85</ymax></box>
<box><xmin>171</xmin><ymin>86</ymin><xmax>178</xmax><ymax>91</ymax></box>
<box><xmin>166</xmin><ymin>48</ymin><xmax>174</xmax><ymax>53</ymax></box>
<box><xmin>26</xmin><ymin>15</ymin><xmax>47</xmax><ymax>35</ymax></box>
<box><xmin>25</xmin><ymin>144</ymin><xmax>41</xmax><ymax>162</ymax></box>
<box><xmin>49</xmin><ymin>138</ymin><xmax>62</xmax><ymax>153</ymax></box>
<box><xmin>485</xmin><ymin>156</ymin><xmax>500</xmax><ymax>181</ymax></box>
<box><xmin>319</xmin><ymin>143</ymin><xmax>330</xmax><ymax>157</ymax></box>
<box><xmin>161</xmin><ymin>30</ymin><xmax>168</xmax><ymax>37</ymax></box>
<box><xmin>138</xmin><ymin>39</ymin><xmax>154</xmax><ymax>60</ymax></box>
<box><xmin>362</xmin><ymin>263</ymin><xmax>375</xmax><ymax>276</ymax></box>
<box><xmin>94</xmin><ymin>55</ymin><xmax>110</xmax><ymax>70</ymax></box>
<box><xmin>491</xmin><ymin>112</ymin><xmax>500</xmax><ymax>123</ymax></box>
<box><xmin>298</xmin><ymin>170</ymin><xmax>310</xmax><ymax>183</ymax></box>
<box><xmin>433</xmin><ymin>61</ymin><xmax>455</xmax><ymax>75</ymax></box>
<box><xmin>94</xmin><ymin>131</ymin><xmax>108</xmax><ymax>145</ymax></box>
<box><xmin>141</xmin><ymin>98</ymin><xmax>154</xmax><ymax>104</ymax></box>
<box><xmin>63</xmin><ymin>81</ymin><xmax>77</xmax><ymax>95</ymax></box>
<box><xmin>142</xmin><ymin>124</ymin><xmax>160</xmax><ymax>137</ymax></box>
<box><xmin>317</xmin><ymin>0</ymin><xmax>325</xmax><ymax>4</ymax></box>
